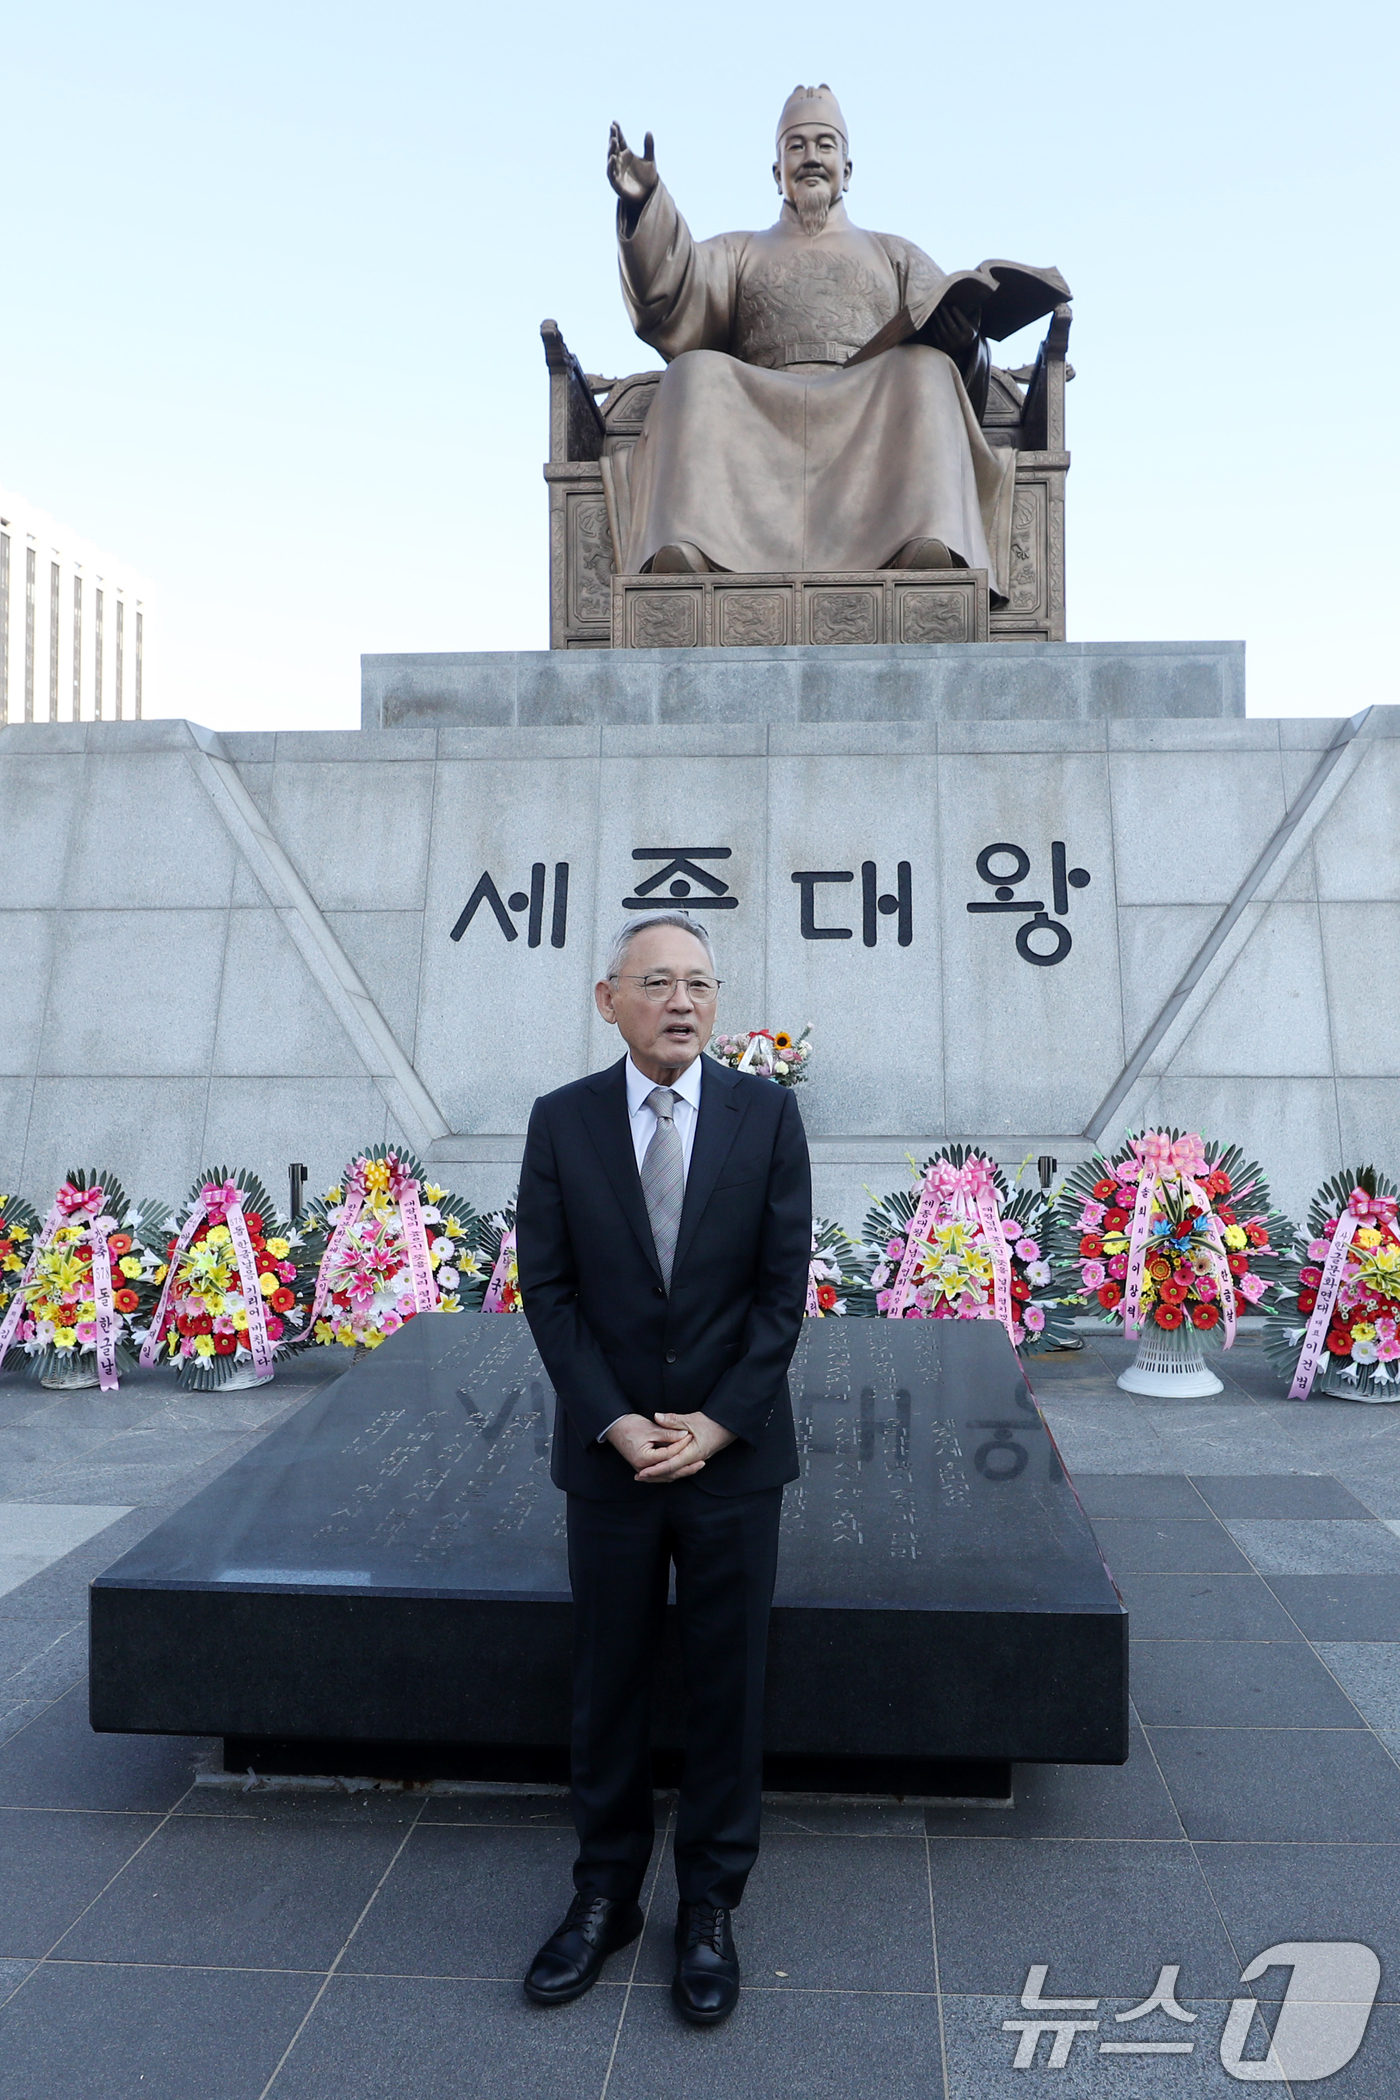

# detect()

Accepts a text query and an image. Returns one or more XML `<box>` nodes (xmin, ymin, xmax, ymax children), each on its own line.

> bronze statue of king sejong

<box><xmin>609</xmin><ymin>85</ymin><xmax>1067</xmax><ymax>601</ymax></box>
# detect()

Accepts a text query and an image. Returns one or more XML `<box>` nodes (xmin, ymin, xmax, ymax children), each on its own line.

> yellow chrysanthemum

<box><xmin>1222</xmin><ymin>1224</ymin><xmax>1249</xmax><ymax>1251</ymax></box>
<box><xmin>53</xmin><ymin>1327</ymin><xmax>78</xmax><ymax>1349</ymax></box>
<box><xmin>194</xmin><ymin>1333</ymin><xmax>215</xmax><ymax>1357</ymax></box>
<box><xmin>119</xmin><ymin>1256</ymin><xmax>143</xmax><ymax>1279</ymax></box>
<box><xmin>264</xmin><ymin>1238</ymin><xmax>290</xmax><ymax>1259</ymax></box>
<box><xmin>1355</xmin><ymin>1227</ymin><xmax>1383</xmax><ymax>1249</ymax></box>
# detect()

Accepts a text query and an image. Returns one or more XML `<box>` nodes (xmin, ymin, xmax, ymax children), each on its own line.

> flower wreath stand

<box><xmin>805</xmin><ymin>1217</ymin><xmax>861</xmax><ymax>1317</ymax></box>
<box><xmin>855</xmin><ymin>1147</ymin><xmax>1073</xmax><ymax>1348</ymax></box>
<box><xmin>0</xmin><ymin>1170</ymin><xmax>170</xmax><ymax>1390</ymax></box>
<box><xmin>708</xmin><ymin>1026</ymin><xmax>812</xmax><ymax>1086</ymax></box>
<box><xmin>1264</xmin><ymin>1167</ymin><xmax>1400</xmax><ymax>1404</ymax></box>
<box><xmin>0</xmin><ymin>1191</ymin><xmax>41</xmax><ymax>1350</ymax></box>
<box><xmin>471</xmin><ymin>1202</ymin><xmax>521</xmax><ymax>1313</ymax></box>
<box><xmin>140</xmin><ymin>1168</ymin><xmax>325</xmax><ymax>1390</ymax></box>
<box><xmin>303</xmin><ymin>1148</ymin><xmax>479</xmax><ymax>1352</ymax></box>
<box><xmin>1055</xmin><ymin>1131</ymin><xmax>1288</xmax><ymax>1397</ymax></box>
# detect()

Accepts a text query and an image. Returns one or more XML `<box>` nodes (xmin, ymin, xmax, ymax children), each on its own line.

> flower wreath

<box><xmin>0</xmin><ymin>1193</ymin><xmax>40</xmax><ymax>1330</ymax></box>
<box><xmin>469</xmin><ymin>1201</ymin><xmax>521</xmax><ymax>1313</ymax></box>
<box><xmin>805</xmin><ymin>1217</ymin><xmax>861</xmax><ymax>1317</ymax></box>
<box><xmin>139</xmin><ymin>1168</ymin><xmax>324</xmax><ymax>1389</ymax></box>
<box><xmin>0</xmin><ymin>1169</ymin><xmax>170</xmax><ymax>1387</ymax></box>
<box><xmin>852</xmin><ymin>1148</ymin><xmax>1072</xmax><ymax>1349</ymax></box>
<box><xmin>303</xmin><ymin>1147</ymin><xmax>479</xmax><ymax>1349</ymax></box>
<box><xmin>1053</xmin><ymin>1130</ymin><xmax>1289</xmax><ymax>1348</ymax></box>
<box><xmin>1264</xmin><ymin>1166</ymin><xmax>1400</xmax><ymax>1400</ymax></box>
<box><xmin>708</xmin><ymin>1027</ymin><xmax>812</xmax><ymax>1086</ymax></box>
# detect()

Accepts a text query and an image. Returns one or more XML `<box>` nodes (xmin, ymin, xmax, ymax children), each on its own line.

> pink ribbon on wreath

<box><xmin>289</xmin><ymin>1154</ymin><xmax>439</xmax><ymax>1343</ymax></box>
<box><xmin>805</xmin><ymin>1263</ymin><xmax>821</xmax><ymax>1317</ymax></box>
<box><xmin>88</xmin><ymin>1215</ymin><xmax>121</xmax><ymax>1391</ymax></box>
<box><xmin>1121</xmin><ymin>1133</ymin><xmax>1235</xmax><ymax>1347</ymax></box>
<box><xmin>1285</xmin><ymin>1187</ymin><xmax>1388</xmax><ymax>1398</ymax></box>
<box><xmin>398</xmin><ymin>1179</ymin><xmax>440</xmax><ymax>1316</ymax></box>
<box><xmin>886</xmin><ymin>1155</ymin><xmax>1016</xmax><ymax>1341</ymax></box>
<box><xmin>482</xmin><ymin>1226</ymin><xmax>518</xmax><ymax>1313</ymax></box>
<box><xmin>224</xmin><ymin>1200</ymin><xmax>276</xmax><ymax>1380</ymax></box>
<box><xmin>0</xmin><ymin>1183</ymin><xmax>116</xmax><ymax>1378</ymax></box>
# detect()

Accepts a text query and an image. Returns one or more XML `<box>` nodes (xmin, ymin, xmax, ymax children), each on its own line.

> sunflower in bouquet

<box><xmin>142</xmin><ymin>1167</ymin><xmax>326</xmax><ymax>1389</ymax></box>
<box><xmin>1264</xmin><ymin>1166</ymin><xmax>1400</xmax><ymax>1401</ymax></box>
<box><xmin>4</xmin><ymin>1169</ymin><xmax>170</xmax><ymax>1387</ymax></box>
<box><xmin>851</xmin><ymin>1148</ymin><xmax>1072</xmax><ymax>1348</ymax></box>
<box><xmin>805</xmin><ymin>1217</ymin><xmax>862</xmax><ymax>1316</ymax></box>
<box><xmin>305</xmin><ymin>1146</ymin><xmax>479</xmax><ymax>1350</ymax></box>
<box><xmin>1053</xmin><ymin>1130</ymin><xmax>1289</xmax><ymax>1350</ymax></box>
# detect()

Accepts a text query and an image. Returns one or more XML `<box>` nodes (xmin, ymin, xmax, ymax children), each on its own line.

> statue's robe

<box><xmin>617</xmin><ymin>187</ymin><xmax>1016</xmax><ymax>592</ymax></box>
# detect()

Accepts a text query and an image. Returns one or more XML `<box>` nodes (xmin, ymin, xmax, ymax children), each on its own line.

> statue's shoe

<box><xmin>888</xmin><ymin>537</ymin><xmax>956</xmax><ymax>570</ymax></box>
<box><xmin>649</xmin><ymin>542</ymin><xmax>712</xmax><ymax>573</ymax></box>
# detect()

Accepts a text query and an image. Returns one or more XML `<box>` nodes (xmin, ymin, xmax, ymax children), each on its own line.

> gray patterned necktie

<box><xmin>640</xmin><ymin>1086</ymin><xmax>684</xmax><ymax>1291</ymax></box>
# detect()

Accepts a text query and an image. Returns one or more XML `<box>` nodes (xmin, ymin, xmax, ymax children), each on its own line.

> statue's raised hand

<box><xmin>608</xmin><ymin>122</ymin><xmax>658</xmax><ymax>210</ymax></box>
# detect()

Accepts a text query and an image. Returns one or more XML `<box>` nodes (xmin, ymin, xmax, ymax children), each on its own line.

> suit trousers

<box><xmin>566</xmin><ymin>1480</ymin><xmax>783</xmax><ymax>1910</ymax></box>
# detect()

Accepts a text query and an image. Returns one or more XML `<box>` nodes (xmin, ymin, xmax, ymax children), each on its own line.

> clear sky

<box><xmin>2</xmin><ymin>0</ymin><xmax>1394</xmax><ymax>729</ymax></box>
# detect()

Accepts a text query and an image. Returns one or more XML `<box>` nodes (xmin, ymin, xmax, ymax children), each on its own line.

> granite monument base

<box><xmin>90</xmin><ymin>1314</ymin><xmax>1127</xmax><ymax>1792</ymax></box>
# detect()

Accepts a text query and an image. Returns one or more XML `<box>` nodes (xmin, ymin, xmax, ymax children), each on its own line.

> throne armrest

<box><xmin>541</xmin><ymin>319</ymin><xmax>606</xmax><ymax>465</ymax></box>
<box><xmin>1014</xmin><ymin>304</ymin><xmax>1072</xmax><ymax>454</ymax></box>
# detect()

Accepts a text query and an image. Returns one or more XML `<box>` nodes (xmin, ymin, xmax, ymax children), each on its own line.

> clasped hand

<box><xmin>607</xmin><ymin>1409</ymin><xmax>734</xmax><ymax>1483</ymax></box>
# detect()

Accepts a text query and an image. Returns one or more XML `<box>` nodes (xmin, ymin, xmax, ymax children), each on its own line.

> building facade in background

<box><xmin>0</xmin><ymin>486</ymin><xmax>152</xmax><ymax>724</ymax></box>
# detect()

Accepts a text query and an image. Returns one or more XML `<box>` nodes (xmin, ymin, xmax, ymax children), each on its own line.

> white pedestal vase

<box><xmin>1116</xmin><ymin>1324</ymin><xmax>1224</xmax><ymax>1397</ymax></box>
<box><xmin>1319</xmin><ymin>1365</ymin><xmax>1400</xmax><ymax>1404</ymax></box>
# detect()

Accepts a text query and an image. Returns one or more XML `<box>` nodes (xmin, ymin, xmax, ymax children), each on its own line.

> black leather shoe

<box><xmin>523</xmin><ymin>1891</ymin><xmax>643</xmax><ymax>2006</ymax></box>
<box><xmin>672</xmin><ymin>1901</ymin><xmax>740</xmax><ymax>2025</ymax></box>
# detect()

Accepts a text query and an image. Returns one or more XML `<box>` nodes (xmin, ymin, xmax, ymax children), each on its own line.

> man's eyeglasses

<box><xmin>615</xmin><ymin>972</ymin><xmax>722</xmax><ymax>1003</ymax></box>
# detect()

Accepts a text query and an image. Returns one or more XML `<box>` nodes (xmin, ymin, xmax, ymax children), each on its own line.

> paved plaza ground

<box><xmin>2</xmin><ymin>1331</ymin><xmax>1400</xmax><ymax>2097</ymax></box>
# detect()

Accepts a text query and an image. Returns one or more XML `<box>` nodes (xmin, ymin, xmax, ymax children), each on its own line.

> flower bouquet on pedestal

<box><xmin>1264</xmin><ymin>1167</ymin><xmax>1400</xmax><ymax>1403</ymax></box>
<box><xmin>0</xmin><ymin>1193</ymin><xmax>40</xmax><ymax>1334</ymax></box>
<box><xmin>708</xmin><ymin>1027</ymin><xmax>812</xmax><ymax>1085</ymax></box>
<box><xmin>852</xmin><ymin>1148</ymin><xmax>1072</xmax><ymax>1349</ymax></box>
<box><xmin>139</xmin><ymin>1168</ymin><xmax>324</xmax><ymax>1390</ymax></box>
<box><xmin>0</xmin><ymin>1170</ymin><xmax>170</xmax><ymax>1390</ymax></box>
<box><xmin>303</xmin><ymin>1148</ymin><xmax>479</xmax><ymax>1351</ymax></box>
<box><xmin>470</xmin><ymin>1201</ymin><xmax>521</xmax><ymax>1313</ymax></box>
<box><xmin>1053</xmin><ymin>1131</ymin><xmax>1290</xmax><ymax>1396</ymax></box>
<box><xmin>805</xmin><ymin>1218</ymin><xmax>862</xmax><ymax>1317</ymax></box>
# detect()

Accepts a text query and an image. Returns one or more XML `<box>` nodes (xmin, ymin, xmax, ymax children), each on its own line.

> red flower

<box><xmin>1010</xmin><ymin>1277</ymin><xmax>1031</xmax><ymax>1301</ymax></box>
<box><xmin>1155</xmin><ymin>1304</ymin><xmax>1185</xmax><ymax>1330</ymax></box>
<box><xmin>1092</xmin><ymin>1178</ymin><xmax>1117</xmax><ymax>1201</ymax></box>
<box><xmin>1147</xmin><ymin>1256</ymin><xmax>1173</xmax><ymax>1282</ymax></box>
<box><xmin>113</xmin><ymin>1288</ymin><xmax>139</xmax><ymax>1314</ymax></box>
<box><xmin>1079</xmin><ymin>1235</ymin><xmax>1103</xmax><ymax>1258</ymax></box>
<box><xmin>1326</xmin><ymin>1329</ymin><xmax>1353</xmax><ymax>1357</ymax></box>
<box><xmin>1297</xmin><ymin>1289</ymin><xmax>1318</xmax><ymax>1315</ymax></box>
<box><xmin>1244</xmin><ymin>1221</ymin><xmax>1267</xmax><ymax>1246</ymax></box>
<box><xmin>192</xmin><ymin>1313</ymin><xmax>213</xmax><ymax>1336</ymax></box>
<box><xmin>332</xmin><ymin>1291</ymin><xmax>350</xmax><ymax>1309</ymax></box>
<box><xmin>1216</xmin><ymin>1205</ymin><xmax>1237</xmax><ymax>1226</ymax></box>
<box><xmin>1097</xmin><ymin>1282</ymin><xmax>1122</xmax><ymax>1309</ymax></box>
<box><xmin>107</xmin><ymin>1232</ymin><xmax>133</xmax><ymax>1256</ymax></box>
<box><xmin>257</xmin><ymin>1253</ymin><xmax>278</xmax><ymax>1274</ymax></box>
<box><xmin>1104</xmin><ymin>1208</ymin><xmax>1128</xmax><ymax>1231</ymax></box>
<box><xmin>213</xmin><ymin>1333</ymin><xmax>238</xmax><ymax>1355</ymax></box>
<box><xmin>817</xmin><ymin>1283</ymin><xmax>838</xmax><ymax>1311</ymax></box>
<box><xmin>1159</xmin><ymin>1280</ymin><xmax>1189</xmax><ymax>1308</ymax></box>
<box><xmin>245</xmin><ymin>1213</ymin><xmax>264</xmax><ymax>1235</ymax></box>
<box><xmin>166</xmin><ymin>1236</ymin><xmax>179</xmax><ymax>1257</ymax></box>
<box><xmin>249</xmin><ymin>1234</ymin><xmax>267</xmax><ymax>1254</ymax></box>
<box><xmin>1206</xmin><ymin>1171</ymin><xmax>1232</xmax><ymax>1197</ymax></box>
<box><xmin>1191</xmin><ymin>1301</ymin><xmax>1220</xmax><ymax>1330</ymax></box>
<box><xmin>271</xmin><ymin>1287</ymin><xmax>295</xmax><ymax>1312</ymax></box>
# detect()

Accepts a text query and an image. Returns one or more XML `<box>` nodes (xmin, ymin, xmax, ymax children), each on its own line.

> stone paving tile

<box><xmin>0</xmin><ymin>1961</ymin><xmax>321</xmax><ymax>2100</ymax></box>
<box><xmin>632</xmin><ymin>1832</ymin><xmax>936</xmax><ymax>1995</ymax></box>
<box><xmin>924</xmin><ymin>1715</ymin><xmax>1181</xmax><ymax>1843</ymax></box>
<box><xmin>1264</xmin><ymin>1575</ymin><xmax>1400</xmax><ymax>1639</ymax></box>
<box><xmin>0</xmin><ymin>1685</ymin><xmax>209</xmax><ymax>1812</ymax></box>
<box><xmin>1130</xmin><ymin>1639</ymin><xmax>1365</xmax><ymax>1729</ymax></box>
<box><xmin>0</xmin><ymin>1959</ymin><xmax>36</xmax><ymax>2004</ymax></box>
<box><xmin>1073</xmin><ymin>1474</ymin><xmax>1211</xmax><ymax>1519</ymax></box>
<box><xmin>58</xmin><ymin>1807</ymin><xmax>413</xmax><ymax>1970</ymax></box>
<box><xmin>1145</xmin><ymin>1725</ymin><xmax>1400</xmax><ymax>1843</ymax></box>
<box><xmin>927</xmin><ymin>1837</ymin><xmax>1241</xmax><ymax>1999</ymax></box>
<box><xmin>1194</xmin><ymin>1842</ymin><xmax>1400</xmax><ymax>2003</ymax></box>
<box><xmin>340</xmin><ymin>1820</ymin><xmax>581</xmax><ymax>1980</ymax></box>
<box><xmin>603</xmin><ymin>1984</ymin><xmax>947</xmax><ymax>2100</ymax></box>
<box><xmin>1189</xmin><ymin>1472</ymin><xmax>1371</xmax><ymax>1518</ymax></box>
<box><xmin>1223</xmin><ymin>1518</ymin><xmax>1400</xmax><ymax>1576</ymax></box>
<box><xmin>269</xmin><ymin>1975</ymin><xmax>624</xmax><ymax>2100</ymax></box>
<box><xmin>1115</xmin><ymin>1571</ymin><xmax>1302</xmax><ymax>1641</ymax></box>
<box><xmin>0</xmin><ymin>1807</ymin><xmax>160</xmax><ymax>1958</ymax></box>
<box><xmin>1091</xmin><ymin>1517</ymin><xmax>1251</xmax><ymax>1576</ymax></box>
<box><xmin>1312</xmin><ymin>1643</ymin><xmax>1400</xmax><ymax>1733</ymax></box>
<box><xmin>941</xmin><ymin>1993</ymin><xmax>1263</xmax><ymax>2097</ymax></box>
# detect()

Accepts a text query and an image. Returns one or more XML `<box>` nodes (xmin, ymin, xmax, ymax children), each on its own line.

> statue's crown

<box><xmin>775</xmin><ymin>83</ymin><xmax>848</xmax><ymax>152</ymax></box>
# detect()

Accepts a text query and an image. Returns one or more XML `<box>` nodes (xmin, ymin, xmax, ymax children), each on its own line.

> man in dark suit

<box><xmin>516</xmin><ymin>909</ymin><xmax>811</xmax><ymax>2026</ymax></box>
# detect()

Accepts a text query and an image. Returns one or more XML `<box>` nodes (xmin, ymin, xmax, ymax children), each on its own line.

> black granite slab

<box><xmin>89</xmin><ymin>1315</ymin><xmax>1127</xmax><ymax>1780</ymax></box>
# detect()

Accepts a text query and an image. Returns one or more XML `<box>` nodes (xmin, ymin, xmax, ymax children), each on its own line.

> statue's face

<box><xmin>773</xmin><ymin>124</ymin><xmax>850</xmax><ymax>210</ymax></box>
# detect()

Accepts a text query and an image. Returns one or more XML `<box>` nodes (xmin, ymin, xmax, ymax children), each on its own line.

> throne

<box><xmin>541</xmin><ymin>308</ymin><xmax>1071</xmax><ymax>649</ymax></box>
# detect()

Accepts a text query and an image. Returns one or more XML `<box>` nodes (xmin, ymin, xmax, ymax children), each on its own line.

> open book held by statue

<box><xmin>607</xmin><ymin>84</ymin><xmax>1070</xmax><ymax>603</ymax></box>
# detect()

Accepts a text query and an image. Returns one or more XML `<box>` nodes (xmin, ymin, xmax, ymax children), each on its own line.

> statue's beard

<box><xmin>792</xmin><ymin>179</ymin><xmax>833</xmax><ymax>234</ymax></box>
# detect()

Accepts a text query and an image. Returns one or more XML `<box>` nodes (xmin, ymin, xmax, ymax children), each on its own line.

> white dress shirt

<box><xmin>599</xmin><ymin>1056</ymin><xmax>705</xmax><ymax>1443</ymax></box>
<box><xmin>625</xmin><ymin>1053</ymin><xmax>702</xmax><ymax>1179</ymax></box>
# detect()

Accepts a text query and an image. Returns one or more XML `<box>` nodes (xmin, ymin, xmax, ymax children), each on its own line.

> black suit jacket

<box><xmin>517</xmin><ymin>1054</ymin><xmax>811</xmax><ymax>1499</ymax></box>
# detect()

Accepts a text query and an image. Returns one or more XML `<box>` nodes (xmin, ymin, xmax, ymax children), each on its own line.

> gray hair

<box><xmin>603</xmin><ymin>910</ymin><xmax>717</xmax><ymax>981</ymax></box>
